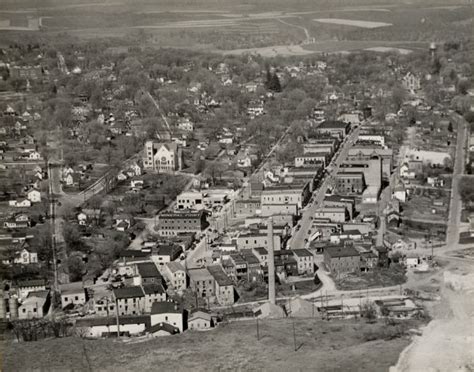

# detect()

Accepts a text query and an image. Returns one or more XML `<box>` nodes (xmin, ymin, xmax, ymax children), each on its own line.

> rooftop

<box><xmin>188</xmin><ymin>267</ymin><xmax>212</xmax><ymax>281</ymax></box>
<box><xmin>165</xmin><ymin>261</ymin><xmax>185</xmax><ymax>273</ymax></box>
<box><xmin>136</xmin><ymin>262</ymin><xmax>161</xmax><ymax>279</ymax></box>
<box><xmin>325</xmin><ymin>246</ymin><xmax>360</xmax><ymax>258</ymax></box>
<box><xmin>142</xmin><ymin>283</ymin><xmax>165</xmax><ymax>295</ymax></box>
<box><xmin>207</xmin><ymin>265</ymin><xmax>233</xmax><ymax>286</ymax></box>
<box><xmin>113</xmin><ymin>286</ymin><xmax>145</xmax><ymax>299</ymax></box>
<box><xmin>151</xmin><ymin>300</ymin><xmax>181</xmax><ymax>314</ymax></box>
<box><xmin>292</xmin><ymin>249</ymin><xmax>313</xmax><ymax>257</ymax></box>
<box><xmin>76</xmin><ymin>315</ymin><xmax>150</xmax><ymax>328</ymax></box>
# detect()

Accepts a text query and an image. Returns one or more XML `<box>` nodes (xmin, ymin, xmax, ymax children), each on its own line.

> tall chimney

<box><xmin>267</xmin><ymin>217</ymin><xmax>276</xmax><ymax>304</ymax></box>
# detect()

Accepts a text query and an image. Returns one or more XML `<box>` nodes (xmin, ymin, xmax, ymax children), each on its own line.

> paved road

<box><xmin>289</xmin><ymin>126</ymin><xmax>361</xmax><ymax>249</ymax></box>
<box><xmin>445</xmin><ymin>113</ymin><xmax>468</xmax><ymax>250</ymax></box>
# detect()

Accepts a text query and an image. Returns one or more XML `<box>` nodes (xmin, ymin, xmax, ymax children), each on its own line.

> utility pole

<box><xmin>256</xmin><ymin>315</ymin><xmax>260</xmax><ymax>341</ymax></box>
<box><xmin>115</xmin><ymin>297</ymin><xmax>120</xmax><ymax>338</ymax></box>
<box><xmin>292</xmin><ymin>317</ymin><xmax>297</xmax><ymax>352</ymax></box>
<box><xmin>48</xmin><ymin>163</ymin><xmax>59</xmax><ymax>292</ymax></box>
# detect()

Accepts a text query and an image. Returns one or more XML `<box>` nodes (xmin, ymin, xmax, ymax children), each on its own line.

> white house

<box><xmin>188</xmin><ymin>310</ymin><xmax>214</xmax><ymax>331</ymax></box>
<box><xmin>150</xmin><ymin>300</ymin><xmax>184</xmax><ymax>333</ymax></box>
<box><xmin>28</xmin><ymin>151</ymin><xmax>42</xmax><ymax>160</ymax></box>
<box><xmin>26</xmin><ymin>189</ymin><xmax>41</xmax><ymax>203</ymax></box>
<box><xmin>9</xmin><ymin>199</ymin><xmax>32</xmax><ymax>208</ymax></box>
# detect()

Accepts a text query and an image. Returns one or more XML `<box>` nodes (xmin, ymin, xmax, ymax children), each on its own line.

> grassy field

<box><xmin>335</xmin><ymin>265</ymin><xmax>407</xmax><ymax>291</ymax></box>
<box><xmin>2</xmin><ymin>317</ymin><xmax>422</xmax><ymax>371</ymax></box>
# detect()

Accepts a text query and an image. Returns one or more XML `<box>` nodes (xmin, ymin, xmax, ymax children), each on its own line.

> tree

<box><xmin>361</xmin><ymin>301</ymin><xmax>377</xmax><ymax>323</ymax></box>
<box><xmin>63</xmin><ymin>224</ymin><xmax>86</xmax><ymax>253</ymax></box>
<box><xmin>67</xmin><ymin>255</ymin><xmax>85</xmax><ymax>282</ymax></box>
<box><xmin>457</xmin><ymin>79</ymin><xmax>470</xmax><ymax>95</ymax></box>
<box><xmin>459</xmin><ymin>176</ymin><xmax>474</xmax><ymax>204</ymax></box>
<box><xmin>391</xmin><ymin>86</ymin><xmax>407</xmax><ymax>111</ymax></box>
<box><xmin>448</xmin><ymin>121</ymin><xmax>453</xmax><ymax>132</ymax></box>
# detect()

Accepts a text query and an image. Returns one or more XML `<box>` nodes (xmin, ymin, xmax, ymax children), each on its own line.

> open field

<box><xmin>313</xmin><ymin>18</ymin><xmax>392</xmax><ymax>28</ymax></box>
<box><xmin>3</xmin><ymin>317</ymin><xmax>424</xmax><ymax>372</ymax></box>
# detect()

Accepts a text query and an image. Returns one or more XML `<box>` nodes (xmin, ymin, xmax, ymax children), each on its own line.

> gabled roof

<box><xmin>17</xmin><ymin>279</ymin><xmax>46</xmax><ymax>288</ymax></box>
<box><xmin>148</xmin><ymin>322</ymin><xmax>180</xmax><ymax>335</ymax></box>
<box><xmin>189</xmin><ymin>310</ymin><xmax>212</xmax><ymax>322</ymax></box>
<box><xmin>165</xmin><ymin>261</ymin><xmax>185</xmax><ymax>273</ymax></box>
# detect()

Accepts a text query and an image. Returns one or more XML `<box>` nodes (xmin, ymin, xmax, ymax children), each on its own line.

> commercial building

<box><xmin>233</xmin><ymin>199</ymin><xmax>261</xmax><ymax>218</ymax></box>
<box><xmin>188</xmin><ymin>268</ymin><xmax>215</xmax><ymax>299</ymax></box>
<box><xmin>324</xmin><ymin>246</ymin><xmax>361</xmax><ymax>274</ymax></box>
<box><xmin>323</xmin><ymin>195</ymin><xmax>355</xmax><ymax>220</ymax></box>
<box><xmin>162</xmin><ymin>261</ymin><xmax>187</xmax><ymax>292</ymax></box>
<box><xmin>294</xmin><ymin>153</ymin><xmax>329</xmax><ymax>168</ymax></box>
<box><xmin>235</xmin><ymin>232</ymin><xmax>281</xmax><ymax>251</ymax></box>
<box><xmin>113</xmin><ymin>286</ymin><xmax>145</xmax><ymax>316</ymax></box>
<box><xmin>316</xmin><ymin>121</ymin><xmax>350</xmax><ymax>139</ymax></box>
<box><xmin>292</xmin><ymin>249</ymin><xmax>315</xmax><ymax>275</ymax></box>
<box><xmin>347</xmin><ymin>147</ymin><xmax>392</xmax><ymax>181</ymax></box>
<box><xmin>335</xmin><ymin>172</ymin><xmax>365</xmax><ymax>194</ymax></box>
<box><xmin>157</xmin><ymin>210</ymin><xmax>208</xmax><ymax>236</ymax></box>
<box><xmin>176</xmin><ymin>191</ymin><xmax>205</xmax><ymax>211</ymax></box>
<box><xmin>207</xmin><ymin>265</ymin><xmax>235</xmax><ymax>306</ymax></box>
<box><xmin>314</xmin><ymin>207</ymin><xmax>348</xmax><ymax>223</ymax></box>
<box><xmin>261</xmin><ymin>182</ymin><xmax>310</xmax><ymax>210</ymax></box>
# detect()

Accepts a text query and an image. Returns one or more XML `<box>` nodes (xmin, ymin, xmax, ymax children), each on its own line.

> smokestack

<box><xmin>267</xmin><ymin>217</ymin><xmax>276</xmax><ymax>304</ymax></box>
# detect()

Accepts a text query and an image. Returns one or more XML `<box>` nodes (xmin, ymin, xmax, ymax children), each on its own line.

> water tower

<box><xmin>429</xmin><ymin>42</ymin><xmax>437</xmax><ymax>61</ymax></box>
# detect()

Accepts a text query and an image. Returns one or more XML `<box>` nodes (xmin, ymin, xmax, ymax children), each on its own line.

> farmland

<box><xmin>0</xmin><ymin>2</ymin><xmax>472</xmax><ymax>55</ymax></box>
<box><xmin>3</xmin><ymin>317</ymin><xmax>425</xmax><ymax>372</ymax></box>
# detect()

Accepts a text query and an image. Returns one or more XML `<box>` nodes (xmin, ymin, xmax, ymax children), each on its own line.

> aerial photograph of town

<box><xmin>0</xmin><ymin>0</ymin><xmax>473</xmax><ymax>370</ymax></box>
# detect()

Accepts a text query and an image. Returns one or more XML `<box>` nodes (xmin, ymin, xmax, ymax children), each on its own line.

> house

<box><xmin>150</xmin><ymin>300</ymin><xmax>184</xmax><ymax>333</ymax></box>
<box><xmin>4</xmin><ymin>243</ymin><xmax>38</xmax><ymax>265</ymax></box>
<box><xmin>18</xmin><ymin>290</ymin><xmax>50</xmax><ymax>320</ymax></box>
<box><xmin>393</xmin><ymin>183</ymin><xmax>406</xmax><ymax>203</ymax></box>
<box><xmin>64</xmin><ymin>173</ymin><xmax>81</xmax><ymax>186</ymax></box>
<box><xmin>28</xmin><ymin>151</ymin><xmax>42</xmax><ymax>160</ymax></box>
<box><xmin>406</xmin><ymin>254</ymin><xmax>420</xmax><ymax>268</ymax></box>
<box><xmin>26</xmin><ymin>188</ymin><xmax>41</xmax><ymax>203</ymax></box>
<box><xmin>292</xmin><ymin>249</ymin><xmax>315</xmax><ymax>275</ymax></box>
<box><xmin>9</xmin><ymin>199</ymin><xmax>32</xmax><ymax>208</ymax></box>
<box><xmin>323</xmin><ymin>246</ymin><xmax>360</xmax><ymax>274</ymax></box>
<box><xmin>143</xmin><ymin>283</ymin><xmax>167</xmax><ymax>313</ymax></box>
<box><xmin>162</xmin><ymin>261</ymin><xmax>187</xmax><ymax>292</ymax></box>
<box><xmin>148</xmin><ymin>322</ymin><xmax>181</xmax><ymax>337</ymax></box>
<box><xmin>188</xmin><ymin>310</ymin><xmax>214</xmax><ymax>331</ymax></box>
<box><xmin>177</xmin><ymin>118</ymin><xmax>194</xmax><ymax>132</ymax></box>
<box><xmin>113</xmin><ymin>286</ymin><xmax>145</xmax><ymax>316</ymax></box>
<box><xmin>17</xmin><ymin>279</ymin><xmax>46</xmax><ymax>300</ymax></box>
<box><xmin>59</xmin><ymin>282</ymin><xmax>87</xmax><ymax>309</ymax></box>
<box><xmin>130</xmin><ymin>178</ymin><xmax>144</xmax><ymax>190</ymax></box>
<box><xmin>207</xmin><ymin>265</ymin><xmax>235</xmax><ymax>306</ymax></box>
<box><xmin>77</xmin><ymin>212</ymin><xmax>88</xmax><ymax>225</ymax></box>
<box><xmin>143</xmin><ymin>141</ymin><xmax>183</xmax><ymax>172</ymax></box>
<box><xmin>75</xmin><ymin>315</ymin><xmax>150</xmax><ymax>338</ymax></box>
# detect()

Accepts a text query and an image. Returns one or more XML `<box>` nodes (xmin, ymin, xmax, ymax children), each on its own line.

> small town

<box><xmin>0</xmin><ymin>1</ymin><xmax>473</xmax><ymax>371</ymax></box>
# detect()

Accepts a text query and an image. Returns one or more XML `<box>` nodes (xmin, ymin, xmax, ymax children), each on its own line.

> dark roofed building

<box><xmin>323</xmin><ymin>246</ymin><xmax>360</xmax><ymax>274</ymax></box>
<box><xmin>113</xmin><ymin>286</ymin><xmax>145</xmax><ymax>316</ymax></box>
<box><xmin>207</xmin><ymin>265</ymin><xmax>235</xmax><ymax>306</ymax></box>
<box><xmin>136</xmin><ymin>262</ymin><xmax>162</xmax><ymax>285</ymax></box>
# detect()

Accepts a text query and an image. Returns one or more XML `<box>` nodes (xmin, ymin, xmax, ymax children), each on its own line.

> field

<box><xmin>1</xmin><ymin>2</ymin><xmax>472</xmax><ymax>55</ymax></box>
<box><xmin>335</xmin><ymin>265</ymin><xmax>407</xmax><ymax>291</ymax></box>
<box><xmin>2</xmin><ymin>317</ymin><xmax>423</xmax><ymax>371</ymax></box>
<box><xmin>313</xmin><ymin>18</ymin><xmax>392</xmax><ymax>28</ymax></box>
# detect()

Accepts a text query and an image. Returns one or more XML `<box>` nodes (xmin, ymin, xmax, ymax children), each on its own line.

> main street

<box><xmin>445</xmin><ymin>113</ymin><xmax>468</xmax><ymax>250</ymax></box>
<box><xmin>289</xmin><ymin>125</ymin><xmax>361</xmax><ymax>249</ymax></box>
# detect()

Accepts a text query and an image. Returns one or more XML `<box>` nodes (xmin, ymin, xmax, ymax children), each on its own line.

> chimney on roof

<box><xmin>267</xmin><ymin>217</ymin><xmax>276</xmax><ymax>305</ymax></box>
